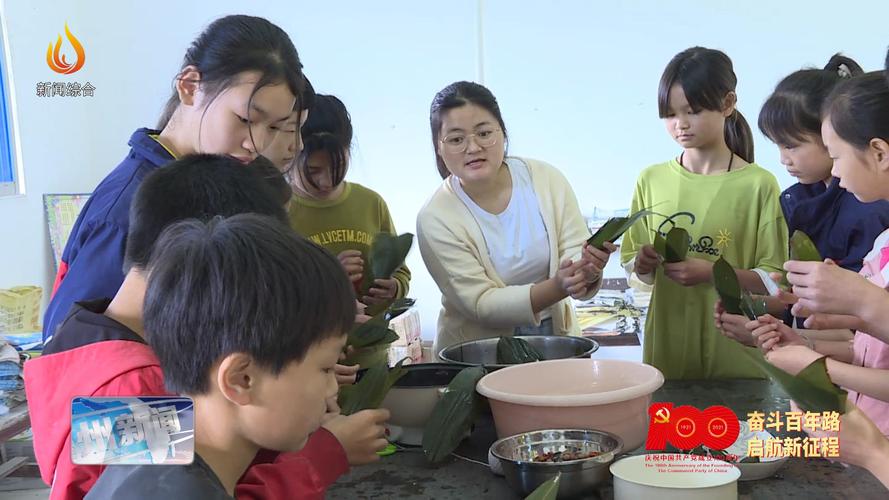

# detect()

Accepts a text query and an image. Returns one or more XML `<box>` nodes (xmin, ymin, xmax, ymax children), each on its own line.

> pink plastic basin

<box><xmin>476</xmin><ymin>359</ymin><xmax>664</xmax><ymax>451</ymax></box>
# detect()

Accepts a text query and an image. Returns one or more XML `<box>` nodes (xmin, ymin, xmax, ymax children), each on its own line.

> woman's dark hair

<box><xmin>156</xmin><ymin>15</ymin><xmax>313</xmax><ymax>148</ymax></box>
<box><xmin>823</xmin><ymin>71</ymin><xmax>889</xmax><ymax>149</ymax></box>
<box><xmin>144</xmin><ymin>214</ymin><xmax>356</xmax><ymax>394</ymax></box>
<box><xmin>429</xmin><ymin>81</ymin><xmax>508</xmax><ymax>179</ymax></box>
<box><xmin>658</xmin><ymin>47</ymin><xmax>754</xmax><ymax>162</ymax></box>
<box><xmin>758</xmin><ymin>54</ymin><xmax>863</xmax><ymax>146</ymax></box>
<box><xmin>296</xmin><ymin>94</ymin><xmax>352</xmax><ymax>189</ymax></box>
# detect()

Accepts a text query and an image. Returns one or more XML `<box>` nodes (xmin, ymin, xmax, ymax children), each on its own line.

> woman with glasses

<box><xmin>417</xmin><ymin>81</ymin><xmax>615</xmax><ymax>354</ymax></box>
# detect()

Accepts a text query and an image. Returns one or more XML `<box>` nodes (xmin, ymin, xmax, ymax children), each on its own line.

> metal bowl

<box><xmin>438</xmin><ymin>336</ymin><xmax>598</xmax><ymax>370</ymax></box>
<box><xmin>490</xmin><ymin>429</ymin><xmax>623</xmax><ymax>498</ymax></box>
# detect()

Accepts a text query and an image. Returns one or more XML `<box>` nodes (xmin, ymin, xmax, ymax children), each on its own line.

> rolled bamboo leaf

<box><xmin>423</xmin><ymin>366</ymin><xmax>487</xmax><ymax>463</ymax></box>
<box><xmin>338</xmin><ymin>358</ymin><xmax>409</xmax><ymax>415</ymax></box>
<box><xmin>371</xmin><ymin>232</ymin><xmax>414</xmax><ymax>280</ymax></box>
<box><xmin>665</xmin><ymin>227</ymin><xmax>689</xmax><ymax>263</ymax></box>
<box><xmin>587</xmin><ymin>217</ymin><xmax>627</xmax><ymax>249</ymax></box>
<box><xmin>713</xmin><ymin>256</ymin><xmax>743</xmax><ymax>315</ymax></box>
<box><xmin>525</xmin><ymin>472</ymin><xmax>561</xmax><ymax>500</ymax></box>
<box><xmin>496</xmin><ymin>336</ymin><xmax>544</xmax><ymax>364</ymax></box>
<box><xmin>653</xmin><ymin>231</ymin><xmax>667</xmax><ymax>258</ymax></box>
<box><xmin>740</xmin><ymin>291</ymin><xmax>768</xmax><ymax>321</ymax></box>
<box><xmin>587</xmin><ymin>209</ymin><xmax>654</xmax><ymax>249</ymax></box>
<box><xmin>347</xmin><ymin>312</ymin><xmax>396</xmax><ymax>349</ymax></box>
<box><xmin>740</xmin><ymin>351</ymin><xmax>846</xmax><ymax>414</ymax></box>
<box><xmin>790</xmin><ymin>230</ymin><xmax>822</xmax><ymax>262</ymax></box>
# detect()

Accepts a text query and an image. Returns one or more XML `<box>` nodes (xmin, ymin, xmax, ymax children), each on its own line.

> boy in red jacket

<box><xmin>89</xmin><ymin>213</ymin><xmax>357</xmax><ymax>498</ymax></box>
<box><xmin>24</xmin><ymin>155</ymin><xmax>388</xmax><ymax>499</ymax></box>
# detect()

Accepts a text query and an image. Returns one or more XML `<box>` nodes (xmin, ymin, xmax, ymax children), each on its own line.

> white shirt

<box><xmin>453</xmin><ymin>158</ymin><xmax>551</xmax><ymax>287</ymax></box>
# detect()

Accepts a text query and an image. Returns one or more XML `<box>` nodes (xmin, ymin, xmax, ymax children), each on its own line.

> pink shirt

<box><xmin>849</xmin><ymin>228</ymin><xmax>889</xmax><ymax>434</ymax></box>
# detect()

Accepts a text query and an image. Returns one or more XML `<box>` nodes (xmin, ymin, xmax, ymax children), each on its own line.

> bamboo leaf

<box><xmin>370</xmin><ymin>232</ymin><xmax>415</xmax><ymax>280</ymax></box>
<box><xmin>338</xmin><ymin>358</ymin><xmax>409</xmax><ymax>415</ymax></box>
<box><xmin>741</xmin><ymin>351</ymin><xmax>846</xmax><ymax>414</ymax></box>
<box><xmin>790</xmin><ymin>230</ymin><xmax>822</xmax><ymax>262</ymax></box>
<box><xmin>587</xmin><ymin>209</ymin><xmax>656</xmax><ymax>249</ymax></box>
<box><xmin>713</xmin><ymin>256</ymin><xmax>743</xmax><ymax>315</ymax></box>
<box><xmin>525</xmin><ymin>472</ymin><xmax>561</xmax><ymax>500</ymax></box>
<box><xmin>385</xmin><ymin>297</ymin><xmax>416</xmax><ymax>321</ymax></box>
<box><xmin>665</xmin><ymin>227</ymin><xmax>689</xmax><ymax>263</ymax></box>
<box><xmin>587</xmin><ymin>217</ymin><xmax>626</xmax><ymax>249</ymax></box>
<box><xmin>423</xmin><ymin>366</ymin><xmax>487</xmax><ymax>463</ymax></box>
<box><xmin>740</xmin><ymin>291</ymin><xmax>768</xmax><ymax>321</ymax></box>
<box><xmin>496</xmin><ymin>336</ymin><xmax>543</xmax><ymax>364</ymax></box>
<box><xmin>653</xmin><ymin>231</ymin><xmax>667</xmax><ymax>257</ymax></box>
<box><xmin>347</xmin><ymin>312</ymin><xmax>396</xmax><ymax>349</ymax></box>
<box><xmin>348</xmin><ymin>298</ymin><xmax>417</xmax><ymax>349</ymax></box>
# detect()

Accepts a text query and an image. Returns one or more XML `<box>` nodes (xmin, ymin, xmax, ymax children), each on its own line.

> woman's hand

<box><xmin>581</xmin><ymin>241</ymin><xmax>616</xmax><ymax>283</ymax></box>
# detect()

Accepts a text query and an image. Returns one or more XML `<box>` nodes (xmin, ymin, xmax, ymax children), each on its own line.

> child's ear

<box><xmin>870</xmin><ymin>138</ymin><xmax>889</xmax><ymax>173</ymax></box>
<box><xmin>175</xmin><ymin>65</ymin><xmax>201</xmax><ymax>107</ymax></box>
<box><xmin>722</xmin><ymin>92</ymin><xmax>738</xmax><ymax>117</ymax></box>
<box><xmin>216</xmin><ymin>353</ymin><xmax>255</xmax><ymax>406</ymax></box>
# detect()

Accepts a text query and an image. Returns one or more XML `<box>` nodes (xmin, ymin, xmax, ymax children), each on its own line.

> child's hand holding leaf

<box><xmin>748</xmin><ymin>314</ymin><xmax>806</xmax><ymax>352</ymax></box>
<box><xmin>362</xmin><ymin>277</ymin><xmax>399</xmax><ymax>306</ymax></box>
<box><xmin>322</xmin><ymin>409</ymin><xmax>391</xmax><ymax>466</ymax></box>
<box><xmin>713</xmin><ymin>299</ymin><xmax>756</xmax><ymax>347</ymax></box>
<box><xmin>765</xmin><ymin>344</ymin><xmax>826</xmax><ymax>376</ymax></box>
<box><xmin>785</xmin><ymin>258</ymin><xmax>878</xmax><ymax>318</ymax></box>
<box><xmin>802</xmin><ymin>312</ymin><xmax>866</xmax><ymax>331</ymax></box>
<box><xmin>634</xmin><ymin>244</ymin><xmax>660</xmax><ymax>276</ymax></box>
<box><xmin>335</xmin><ymin>363</ymin><xmax>360</xmax><ymax>385</ymax></box>
<box><xmin>338</xmin><ymin>249</ymin><xmax>364</xmax><ymax>282</ymax></box>
<box><xmin>663</xmin><ymin>257</ymin><xmax>713</xmax><ymax>286</ymax></box>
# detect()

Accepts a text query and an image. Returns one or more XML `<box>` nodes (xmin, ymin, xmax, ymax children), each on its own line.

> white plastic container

<box><xmin>610</xmin><ymin>455</ymin><xmax>740</xmax><ymax>500</ymax></box>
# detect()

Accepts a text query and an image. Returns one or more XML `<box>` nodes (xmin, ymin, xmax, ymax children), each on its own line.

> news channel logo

<box><xmin>71</xmin><ymin>396</ymin><xmax>193</xmax><ymax>465</ymax></box>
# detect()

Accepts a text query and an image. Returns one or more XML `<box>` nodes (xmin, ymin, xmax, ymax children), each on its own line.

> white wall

<box><xmin>1</xmin><ymin>0</ymin><xmax>887</xmax><ymax>340</ymax></box>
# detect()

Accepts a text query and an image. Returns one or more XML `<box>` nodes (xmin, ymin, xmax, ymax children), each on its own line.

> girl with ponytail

<box><xmin>749</xmin><ymin>70</ymin><xmax>889</xmax><ymax>437</ymax></box>
<box><xmin>717</xmin><ymin>55</ymin><xmax>889</xmax><ymax>344</ymax></box>
<box><xmin>620</xmin><ymin>47</ymin><xmax>789</xmax><ymax>379</ymax></box>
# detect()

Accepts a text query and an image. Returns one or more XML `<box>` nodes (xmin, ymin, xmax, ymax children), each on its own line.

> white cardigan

<box><xmin>416</xmin><ymin>157</ymin><xmax>600</xmax><ymax>355</ymax></box>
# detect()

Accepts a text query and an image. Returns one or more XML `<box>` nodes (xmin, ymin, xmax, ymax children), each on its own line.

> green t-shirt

<box><xmin>620</xmin><ymin>160</ymin><xmax>789</xmax><ymax>379</ymax></box>
<box><xmin>288</xmin><ymin>182</ymin><xmax>410</xmax><ymax>310</ymax></box>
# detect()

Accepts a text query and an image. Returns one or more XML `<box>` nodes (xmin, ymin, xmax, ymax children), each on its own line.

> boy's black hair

<box><xmin>658</xmin><ymin>47</ymin><xmax>754</xmax><ymax>162</ymax></box>
<box><xmin>123</xmin><ymin>154</ymin><xmax>288</xmax><ymax>272</ymax></box>
<box><xmin>143</xmin><ymin>214</ymin><xmax>356</xmax><ymax>394</ymax></box>
<box><xmin>824</xmin><ymin>71</ymin><xmax>889</xmax><ymax>149</ymax></box>
<box><xmin>758</xmin><ymin>54</ymin><xmax>863</xmax><ymax>146</ymax></box>
<box><xmin>429</xmin><ymin>81</ymin><xmax>509</xmax><ymax>179</ymax></box>
<box><xmin>296</xmin><ymin>94</ymin><xmax>353</xmax><ymax>189</ymax></box>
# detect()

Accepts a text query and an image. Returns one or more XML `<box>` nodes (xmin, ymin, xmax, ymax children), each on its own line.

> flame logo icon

<box><xmin>46</xmin><ymin>23</ymin><xmax>85</xmax><ymax>74</ymax></box>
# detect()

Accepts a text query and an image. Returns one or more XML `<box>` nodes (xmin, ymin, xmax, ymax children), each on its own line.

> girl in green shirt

<box><xmin>620</xmin><ymin>47</ymin><xmax>789</xmax><ymax>379</ymax></box>
<box><xmin>286</xmin><ymin>94</ymin><xmax>410</xmax><ymax>313</ymax></box>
